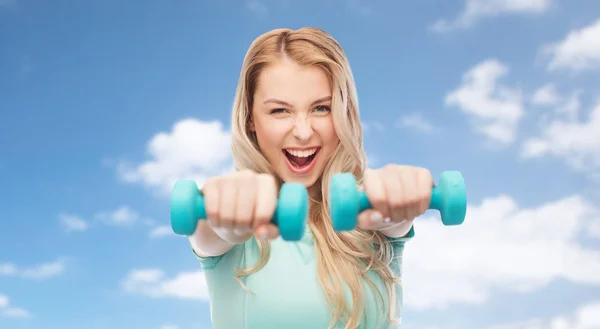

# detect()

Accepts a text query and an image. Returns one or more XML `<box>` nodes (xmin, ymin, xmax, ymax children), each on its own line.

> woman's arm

<box><xmin>378</xmin><ymin>219</ymin><xmax>414</xmax><ymax>238</ymax></box>
<box><xmin>188</xmin><ymin>221</ymin><xmax>238</xmax><ymax>258</ymax></box>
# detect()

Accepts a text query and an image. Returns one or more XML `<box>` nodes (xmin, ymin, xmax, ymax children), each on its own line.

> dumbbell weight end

<box><xmin>170</xmin><ymin>180</ymin><xmax>206</xmax><ymax>236</ymax></box>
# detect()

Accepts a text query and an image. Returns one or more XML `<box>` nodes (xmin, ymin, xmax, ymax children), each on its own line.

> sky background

<box><xmin>2</xmin><ymin>0</ymin><xmax>600</xmax><ymax>328</ymax></box>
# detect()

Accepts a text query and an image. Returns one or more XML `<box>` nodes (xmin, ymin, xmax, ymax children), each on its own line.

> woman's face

<box><xmin>250</xmin><ymin>57</ymin><xmax>340</xmax><ymax>193</ymax></box>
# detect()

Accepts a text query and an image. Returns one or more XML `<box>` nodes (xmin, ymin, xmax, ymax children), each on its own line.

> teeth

<box><xmin>286</xmin><ymin>148</ymin><xmax>317</xmax><ymax>157</ymax></box>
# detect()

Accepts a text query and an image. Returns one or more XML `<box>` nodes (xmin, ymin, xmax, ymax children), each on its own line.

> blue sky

<box><xmin>2</xmin><ymin>0</ymin><xmax>600</xmax><ymax>328</ymax></box>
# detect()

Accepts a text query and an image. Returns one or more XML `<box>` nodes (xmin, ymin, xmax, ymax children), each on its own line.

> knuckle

<box><xmin>389</xmin><ymin>198</ymin><xmax>406</xmax><ymax>209</ymax></box>
<box><xmin>205</xmin><ymin>208</ymin><xmax>218</xmax><ymax>219</ymax></box>
<box><xmin>369</xmin><ymin>195</ymin><xmax>387</xmax><ymax>208</ymax></box>
<box><xmin>407</xmin><ymin>195</ymin><xmax>422</xmax><ymax>206</ymax></box>
<box><xmin>382</xmin><ymin>164</ymin><xmax>396</xmax><ymax>174</ymax></box>
<box><xmin>203</xmin><ymin>177</ymin><xmax>219</xmax><ymax>189</ymax></box>
<box><xmin>419</xmin><ymin>167</ymin><xmax>432</xmax><ymax>179</ymax></box>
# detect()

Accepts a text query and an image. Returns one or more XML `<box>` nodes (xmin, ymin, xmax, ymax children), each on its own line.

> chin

<box><xmin>278</xmin><ymin>170</ymin><xmax>322</xmax><ymax>188</ymax></box>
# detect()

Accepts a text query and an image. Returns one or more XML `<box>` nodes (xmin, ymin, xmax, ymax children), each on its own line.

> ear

<box><xmin>248</xmin><ymin>117</ymin><xmax>255</xmax><ymax>132</ymax></box>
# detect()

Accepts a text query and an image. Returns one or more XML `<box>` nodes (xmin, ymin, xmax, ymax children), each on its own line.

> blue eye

<box><xmin>314</xmin><ymin>105</ymin><xmax>331</xmax><ymax>112</ymax></box>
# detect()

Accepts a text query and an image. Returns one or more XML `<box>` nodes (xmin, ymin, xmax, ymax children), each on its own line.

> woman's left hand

<box><xmin>357</xmin><ymin>164</ymin><xmax>434</xmax><ymax>236</ymax></box>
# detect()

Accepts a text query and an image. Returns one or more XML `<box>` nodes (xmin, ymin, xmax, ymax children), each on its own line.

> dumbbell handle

<box><xmin>192</xmin><ymin>193</ymin><xmax>207</xmax><ymax>220</ymax></box>
<box><xmin>355</xmin><ymin>187</ymin><xmax>443</xmax><ymax>213</ymax></box>
<box><xmin>176</xmin><ymin>193</ymin><xmax>294</xmax><ymax>222</ymax></box>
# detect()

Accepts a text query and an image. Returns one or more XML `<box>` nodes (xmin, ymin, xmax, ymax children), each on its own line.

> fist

<box><xmin>201</xmin><ymin>169</ymin><xmax>280</xmax><ymax>243</ymax></box>
<box><xmin>358</xmin><ymin>165</ymin><xmax>433</xmax><ymax>232</ymax></box>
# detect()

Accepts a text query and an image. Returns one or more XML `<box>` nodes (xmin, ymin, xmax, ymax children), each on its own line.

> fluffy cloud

<box><xmin>431</xmin><ymin>0</ymin><xmax>551</xmax><ymax>32</ymax></box>
<box><xmin>362</xmin><ymin>120</ymin><xmax>385</xmax><ymax>133</ymax></box>
<box><xmin>445</xmin><ymin>59</ymin><xmax>524</xmax><ymax>144</ymax></box>
<box><xmin>120</xmin><ymin>268</ymin><xmax>209</xmax><ymax>301</ymax></box>
<box><xmin>531</xmin><ymin>83</ymin><xmax>560</xmax><ymax>106</ymax></box>
<box><xmin>396</xmin><ymin>113</ymin><xmax>435</xmax><ymax>133</ymax></box>
<box><xmin>95</xmin><ymin>206</ymin><xmax>139</xmax><ymax>227</ymax></box>
<box><xmin>59</xmin><ymin>205</ymin><xmax>166</xmax><ymax>239</ymax></box>
<box><xmin>0</xmin><ymin>259</ymin><xmax>66</xmax><ymax>280</ymax></box>
<box><xmin>0</xmin><ymin>294</ymin><xmax>31</xmax><ymax>319</ymax></box>
<box><xmin>489</xmin><ymin>301</ymin><xmax>600</xmax><ymax>329</ymax></box>
<box><xmin>58</xmin><ymin>213</ymin><xmax>88</xmax><ymax>232</ymax></box>
<box><xmin>0</xmin><ymin>263</ymin><xmax>16</xmax><ymax>276</ymax></box>
<box><xmin>521</xmin><ymin>94</ymin><xmax>600</xmax><ymax>175</ymax></box>
<box><xmin>2</xmin><ymin>308</ymin><xmax>29</xmax><ymax>318</ymax></box>
<box><xmin>149</xmin><ymin>225</ymin><xmax>174</xmax><ymax>239</ymax></box>
<box><xmin>118</xmin><ymin>118</ymin><xmax>233</xmax><ymax>196</ymax></box>
<box><xmin>401</xmin><ymin>193</ymin><xmax>600</xmax><ymax>310</ymax></box>
<box><xmin>541</xmin><ymin>17</ymin><xmax>600</xmax><ymax>71</ymax></box>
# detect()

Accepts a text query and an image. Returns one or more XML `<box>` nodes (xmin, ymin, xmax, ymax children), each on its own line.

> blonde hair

<box><xmin>230</xmin><ymin>27</ymin><xmax>400</xmax><ymax>329</ymax></box>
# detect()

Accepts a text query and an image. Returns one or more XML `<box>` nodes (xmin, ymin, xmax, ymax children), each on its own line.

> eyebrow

<box><xmin>264</xmin><ymin>96</ymin><xmax>332</xmax><ymax>107</ymax></box>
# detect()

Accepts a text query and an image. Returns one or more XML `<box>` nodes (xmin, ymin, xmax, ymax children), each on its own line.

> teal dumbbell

<box><xmin>170</xmin><ymin>180</ymin><xmax>310</xmax><ymax>241</ymax></box>
<box><xmin>329</xmin><ymin>171</ymin><xmax>467</xmax><ymax>232</ymax></box>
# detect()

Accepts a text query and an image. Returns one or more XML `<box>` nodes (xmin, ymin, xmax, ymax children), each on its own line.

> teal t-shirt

<box><xmin>193</xmin><ymin>226</ymin><xmax>410</xmax><ymax>329</ymax></box>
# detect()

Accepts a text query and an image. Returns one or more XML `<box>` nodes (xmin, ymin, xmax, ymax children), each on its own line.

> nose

<box><xmin>292</xmin><ymin>115</ymin><xmax>314</xmax><ymax>142</ymax></box>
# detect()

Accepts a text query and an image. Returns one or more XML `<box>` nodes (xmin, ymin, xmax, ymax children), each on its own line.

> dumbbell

<box><xmin>329</xmin><ymin>170</ymin><xmax>467</xmax><ymax>232</ymax></box>
<box><xmin>170</xmin><ymin>180</ymin><xmax>309</xmax><ymax>241</ymax></box>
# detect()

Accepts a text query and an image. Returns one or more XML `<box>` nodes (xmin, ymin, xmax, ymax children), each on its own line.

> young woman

<box><xmin>188</xmin><ymin>27</ymin><xmax>434</xmax><ymax>329</ymax></box>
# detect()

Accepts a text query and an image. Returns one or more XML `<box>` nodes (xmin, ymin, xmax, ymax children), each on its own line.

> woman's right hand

<box><xmin>201</xmin><ymin>169</ymin><xmax>281</xmax><ymax>244</ymax></box>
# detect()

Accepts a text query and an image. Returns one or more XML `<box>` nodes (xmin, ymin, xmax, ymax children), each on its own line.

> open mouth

<box><xmin>283</xmin><ymin>147</ymin><xmax>320</xmax><ymax>171</ymax></box>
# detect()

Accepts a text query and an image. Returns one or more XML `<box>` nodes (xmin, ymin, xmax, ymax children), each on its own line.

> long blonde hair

<box><xmin>230</xmin><ymin>27</ymin><xmax>400</xmax><ymax>329</ymax></box>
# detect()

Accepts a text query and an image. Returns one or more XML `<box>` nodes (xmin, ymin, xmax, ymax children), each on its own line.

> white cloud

<box><xmin>521</xmin><ymin>97</ymin><xmax>600</xmax><ymax>175</ymax></box>
<box><xmin>489</xmin><ymin>301</ymin><xmax>600</xmax><ymax>329</ymax></box>
<box><xmin>120</xmin><ymin>268</ymin><xmax>209</xmax><ymax>301</ymax></box>
<box><xmin>95</xmin><ymin>206</ymin><xmax>139</xmax><ymax>227</ymax></box>
<box><xmin>402</xmin><ymin>193</ymin><xmax>600</xmax><ymax>310</ymax></box>
<box><xmin>0</xmin><ymin>263</ymin><xmax>17</xmax><ymax>275</ymax></box>
<box><xmin>445</xmin><ymin>59</ymin><xmax>524</xmax><ymax>144</ymax></box>
<box><xmin>362</xmin><ymin>120</ymin><xmax>385</xmax><ymax>133</ymax></box>
<box><xmin>396</xmin><ymin>113</ymin><xmax>435</xmax><ymax>133</ymax></box>
<box><xmin>366</xmin><ymin>154</ymin><xmax>381</xmax><ymax>168</ymax></box>
<box><xmin>149</xmin><ymin>225</ymin><xmax>174</xmax><ymax>239</ymax></box>
<box><xmin>2</xmin><ymin>308</ymin><xmax>30</xmax><ymax>318</ymax></box>
<box><xmin>118</xmin><ymin>118</ymin><xmax>233</xmax><ymax>196</ymax></box>
<box><xmin>542</xmin><ymin>17</ymin><xmax>600</xmax><ymax>71</ymax></box>
<box><xmin>529</xmin><ymin>84</ymin><xmax>581</xmax><ymax>121</ymax></box>
<box><xmin>0</xmin><ymin>295</ymin><xmax>31</xmax><ymax>319</ymax></box>
<box><xmin>20</xmin><ymin>259</ymin><xmax>66</xmax><ymax>280</ymax></box>
<box><xmin>59</xmin><ymin>213</ymin><xmax>88</xmax><ymax>232</ymax></box>
<box><xmin>431</xmin><ymin>0</ymin><xmax>551</xmax><ymax>32</ymax></box>
<box><xmin>1</xmin><ymin>259</ymin><xmax>65</xmax><ymax>280</ymax></box>
<box><xmin>60</xmin><ymin>206</ymin><xmax>160</xmax><ymax>234</ymax></box>
<box><xmin>531</xmin><ymin>83</ymin><xmax>560</xmax><ymax>106</ymax></box>
<box><xmin>0</xmin><ymin>295</ymin><xmax>7</xmax><ymax>308</ymax></box>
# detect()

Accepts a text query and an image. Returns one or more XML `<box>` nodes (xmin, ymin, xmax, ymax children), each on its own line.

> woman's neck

<box><xmin>307</xmin><ymin>179</ymin><xmax>322</xmax><ymax>200</ymax></box>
